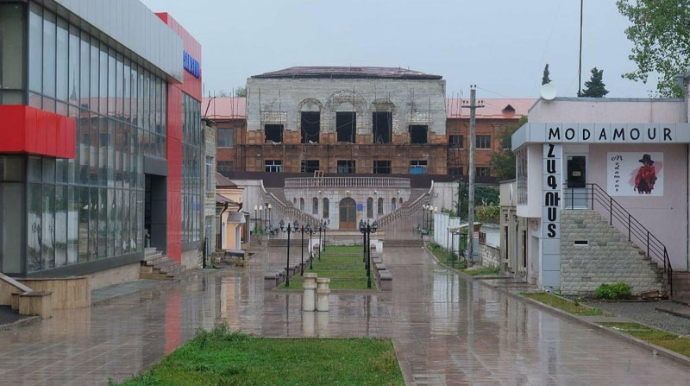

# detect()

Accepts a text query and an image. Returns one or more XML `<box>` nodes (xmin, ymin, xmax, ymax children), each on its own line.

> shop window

<box><xmin>301</xmin><ymin>112</ymin><xmax>320</xmax><ymax>143</ymax></box>
<box><xmin>336</xmin><ymin>112</ymin><xmax>356</xmax><ymax>143</ymax></box>
<box><xmin>409</xmin><ymin>160</ymin><xmax>427</xmax><ymax>175</ymax></box>
<box><xmin>301</xmin><ymin>160</ymin><xmax>320</xmax><ymax>173</ymax></box>
<box><xmin>367</xmin><ymin>198</ymin><xmax>374</xmax><ymax>218</ymax></box>
<box><xmin>377</xmin><ymin>198</ymin><xmax>384</xmax><ymax>215</ymax></box>
<box><xmin>372</xmin><ymin>112</ymin><xmax>392</xmax><ymax>144</ymax></box>
<box><xmin>312</xmin><ymin>198</ymin><xmax>318</xmax><ymax>215</ymax></box>
<box><xmin>476</xmin><ymin>135</ymin><xmax>491</xmax><ymax>149</ymax></box>
<box><xmin>373</xmin><ymin>160</ymin><xmax>391</xmax><ymax>174</ymax></box>
<box><xmin>476</xmin><ymin>167</ymin><xmax>491</xmax><ymax>177</ymax></box>
<box><xmin>337</xmin><ymin>160</ymin><xmax>356</xmax><ymax>174</ymax></box>
<box><xmin>265</xmin><ymin>124</ymin><xmax>283</xmax><ymax>144</ymax></box>
<box><xmin>449</xmin><ymin>135</ymin><xmax>463</xmax><ymax>148</ymax></box>
<box><xmin>218</xmin><ymin>128</ymin><xmax>234</xmax><ymax>147</ymax></box>
<box><xmin>265</xmin><ymin>160</ymin><xmax>282</xmax><ymax>173</ymax></box>
<box><xmin>410</xmin><ymin>125</ymin><xmax>428</xmax><ymax>144</ymax></box>
<box><xmin>323</xmin><ymin>198</ymin><xmax>330</xmax><ymax>218</ymax></box>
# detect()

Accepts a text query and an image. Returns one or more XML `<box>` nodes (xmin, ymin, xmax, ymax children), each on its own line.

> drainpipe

<box><xmin>680</xmin><ymin>72</ymin><xmax>690</xmax><ymax>271</ymax></box>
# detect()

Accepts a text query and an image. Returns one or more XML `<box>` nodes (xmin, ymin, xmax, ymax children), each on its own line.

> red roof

<box><xmin>446</xmin><ymin>98</ymin><xmax>535</xmax><ymax>120</ymax></box>
<box><xmin>202</xmin><ymin>97</ymin><xmax>246</xmax><ymax>120</ymax></box>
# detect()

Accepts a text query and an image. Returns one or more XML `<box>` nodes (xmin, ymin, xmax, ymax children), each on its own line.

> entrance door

<box><xmin>339</xmin><ymin>198</ymin><xmax>357</xmax><ymax>230</ymax></box>
<box><xmin>144</xmin><ymin>175</ymin><xmax>167</xmax><ymax>251</ymax></box>
<box><xmin>566</xmin><ymin>155</ymin><xmax>587</xmax><ymax>209</ymax></box>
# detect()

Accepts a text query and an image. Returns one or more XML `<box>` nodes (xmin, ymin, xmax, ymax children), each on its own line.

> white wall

<box><xmin>432</xmin><ymin>182</ymin><xmax>458</xmax><ymax>212</ymax></box>
<box><xmin>433</xmin><ymin>213</ymin><xmax>461</xmax><ymax>251</ymax></box>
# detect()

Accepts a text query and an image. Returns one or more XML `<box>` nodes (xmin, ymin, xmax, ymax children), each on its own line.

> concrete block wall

<box><xmin>480</xmin><ymin>244</ymin><xmax>500</xmax><ymax>269</ymax></box>
<box><xmin>203</xmin><ymin>122</ymin><xmax>217</xmax><ymax>252</ymax></box>
<box><xmin>560</xmin><ymin>210</ymin><xmax>665</xmax><ymax>296</ymax></box>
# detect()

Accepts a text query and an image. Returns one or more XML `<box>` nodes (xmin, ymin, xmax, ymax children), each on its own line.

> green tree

<box><xmin>235</xmin><ymin>87</ymin><xmax>247</xmax><ymax>97</ymax></box>
<box><xmin>581</xmin><ymin>67</ymin><xmax>609</xmax><ymax>97</ymax></box>
<box><xmin>542</xmin><ymin>64</ymin><xmax>551</xmax><ymax>85</ymax></box>
<box><xmin>617</xmin><ymin>0</ymin><xmax>690</xmax><ymax>97</ymax></box>
<box><xmin>489</xmin><ymin>115</ymin><xmax>527</xmax><ymax>180</ymax></box>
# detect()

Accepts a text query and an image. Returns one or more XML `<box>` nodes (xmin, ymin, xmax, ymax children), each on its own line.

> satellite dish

<box><xmin>541</xmin><ymin>83</ymin><xmax>557</xmax><ymax>101</ymax></box>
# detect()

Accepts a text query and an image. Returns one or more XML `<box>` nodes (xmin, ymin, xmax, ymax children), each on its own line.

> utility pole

<box><xmin>463</xmin><ymin>86</ymin><xmax>484</xmax><ymax>263</ymax></box>
<box><xmin>578</xmin><ymin>0</ymin><xmax>584</xmax><ymax>97</ymax></box>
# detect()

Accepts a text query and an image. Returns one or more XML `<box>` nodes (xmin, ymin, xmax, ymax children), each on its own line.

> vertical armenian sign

<box><xmin>542</xmin><ymin>144</ymin><xmax>562</xmax><ymax>290</ymax></box>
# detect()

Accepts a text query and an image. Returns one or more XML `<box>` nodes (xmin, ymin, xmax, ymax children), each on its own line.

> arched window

<box><xmin>323</xmin><ymin>198</ymin><xmax>330</xmax><ymax>218</ymax></box>
<box><xmin>391</xmin><ymin>198</ymin><xmax>397</xmax><ymax>211</ymax></box>
<box><xmin>400</xmin><ymin>197</ymin><xmax>403</xmax><ymax>204</ymax></box>
<box><xmin>293</xmin><ymin>197</ymin><xmax>297</xmax><ymax>204</ymax></box>
<box><xmin>312</xmin><ymin>198</ymin><xmax>318</xmax><ymax>214</ymax></box>
<box><xmin>378</xmin><ymin>198</ymin><xmax>384</xmax><ymax>215</ymax></box>
<box><xmin>367</xmin><ymin>198</ymin><xmax>374</xmax><ymax>218</ymax></box>
<box><xmin>300</xmin><ymin>198</ymin><xmax>305</xmax><ymax>211</ymax></box>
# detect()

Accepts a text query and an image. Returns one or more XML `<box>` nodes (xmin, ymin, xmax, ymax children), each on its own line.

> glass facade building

<box><xmin>0</xmin><ymin>1</ymin><xmax>202</xmax><ymax>277</ymax></box>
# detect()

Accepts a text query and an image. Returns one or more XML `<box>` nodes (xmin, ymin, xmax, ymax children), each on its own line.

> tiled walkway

<box><xmin>0</xmin><ymin>247</ymin><xmax>689</xmax><ymax>385</ymax></box>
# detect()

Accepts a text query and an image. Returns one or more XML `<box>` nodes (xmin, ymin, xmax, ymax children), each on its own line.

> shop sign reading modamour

<box><xmin>544</xmin><ymin>124</ymin><xmax>677</xmax><ymax>143</ymax></box>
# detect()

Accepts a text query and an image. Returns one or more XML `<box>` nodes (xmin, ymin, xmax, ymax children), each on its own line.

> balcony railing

<box><xmin>285</xmin><ymin>177</ymin><xmax>411</xmax><ymax>189</ymax></box>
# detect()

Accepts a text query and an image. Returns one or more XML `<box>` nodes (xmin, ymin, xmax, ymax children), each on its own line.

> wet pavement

<box><xmin>0</xmin><ymin>246</ymin><xmax>689</xmax><ymax>385</ymax></box>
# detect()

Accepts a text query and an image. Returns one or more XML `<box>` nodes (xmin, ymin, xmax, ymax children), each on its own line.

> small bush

<box><xmin>594</xmin><ymin>282</ymin><xmax>632</xmax><ymax>300</ymax></box>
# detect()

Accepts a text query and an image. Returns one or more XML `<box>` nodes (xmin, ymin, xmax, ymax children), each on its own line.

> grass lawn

<box><xmin>115</xmin><ymin>324</ymin><xmax>404</xmax><ymax>386</ymax></box>
<box><xmin>599</xmin><ymin>322</ymin><xmax>690</xmax><ymax>357</ymax></box>
<box><xmin>463</xmin><ymin>266</ymin><xmax>501</xmax><ymax>276</ymax></box>
<box><xmin>522</xmin><ymin>292</ymin><xmax>606</xmax><ymax>316</ymax></box>
<box><xmin>322</xmin><ymin>245</ymin><xmax>364</xmax><ymax>255</ymax></box>
<box><xmin>279</xmin><ymin>253</ymin><xmax>376</xmax><ymax>290</ymax></box>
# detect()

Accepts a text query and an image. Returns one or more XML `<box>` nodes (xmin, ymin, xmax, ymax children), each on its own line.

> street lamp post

<box><xmin>279</xmin><ymin>219</ymin><xmax>299</xmax><ymax>287</ymax></box>
<box><xmin>267</xmin><ymin>203</ymin><xmax>273</xmax><ymax>233</ymax></box>
<box><xmin>307</xmin><ymin>224</ymin><xmax>315</xmax><ymax>270</ymax></box>
<box><xmin>359</xmin><ymin>219</ymin><xmax>379</xmax><ymax>289</ymax></box>
<box><xmin>299</xmin><ymin>223</ymin><xmax>312</xmax><ymax>276</ymax></box>
<box><xmin>322</xmin><ymin>219</ymin><xmax>328</xmax><ymax>252</ymax></box>
<box><xmin>259</xmin><ymin>205</ymin><xmax>264</xmax><ymax>233</ymax></box>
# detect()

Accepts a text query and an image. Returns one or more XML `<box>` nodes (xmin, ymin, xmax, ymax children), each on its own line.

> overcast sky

<box><xmin>141</xmin><ymin>0</ymin><xmax>658</xmax><ymax>99</ymax></box>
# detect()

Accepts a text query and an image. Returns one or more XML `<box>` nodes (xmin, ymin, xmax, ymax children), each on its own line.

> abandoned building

<box><xmin>203</xmin><ymin>67</ymin><xmax>532</xmax><ymax>178</ymax></box>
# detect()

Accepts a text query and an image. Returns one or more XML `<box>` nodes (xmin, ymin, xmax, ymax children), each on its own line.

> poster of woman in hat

<box><xmin>634</xmin><ymin>154</ymin><xmax>657</xmax><ymax>194</ymax></box>
<box><xmin>607</xmin><ymin>152</ymin><xmax>663</xmax><ymax>196</ymax></box>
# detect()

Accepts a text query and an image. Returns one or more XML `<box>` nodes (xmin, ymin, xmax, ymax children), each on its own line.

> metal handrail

<box><xmin>564</xmin><ymin>183</ymin><xmax>672</xmax><ymax>296</ymax></box>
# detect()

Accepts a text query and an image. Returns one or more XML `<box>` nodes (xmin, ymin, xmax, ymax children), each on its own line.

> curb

<box><xmin>424</xmin><ymin>244</ymin><xmax>690</xmax><ymax>368</ymax></box>
<box><xmin>481</xmin><ymin>281</ymin><xmax>690</xmax><ymax>368</ymax></box>
<box><xmin>0</xmin><ymin>315</ymin><xmax>41</xmax><ymax>332</ymax></box>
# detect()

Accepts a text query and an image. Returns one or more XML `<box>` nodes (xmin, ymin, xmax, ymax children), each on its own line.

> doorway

<box><xmin>339</xmin><ymin>198</ymin><xmax>357</xmax><ymax>230</ymax></box>
<box><xmin>566</xmin><ymin>155</ymin><xmax>588</xmax><ymax>209</ymax></box>
<box><xmin>144</xmin><ymin>175</ymin><xmax>167</xmax><ymax>252</ymax></box>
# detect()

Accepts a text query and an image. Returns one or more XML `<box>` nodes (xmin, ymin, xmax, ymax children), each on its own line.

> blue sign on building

<box><xmin>183</xmin><ymin>51</ymin><xmax>200</xmax><ymax>78</ymax></box>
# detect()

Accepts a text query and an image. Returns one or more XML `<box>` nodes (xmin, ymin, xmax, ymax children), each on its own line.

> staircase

<box><xmin>560</xmin><ymin>210</ymin><xmax>666</xmax><ymax>296</ymax></box>
<box><xmin>140</xmin><ymin>248</ymin><xmax>190</xmax><ymax>280</ymax></box>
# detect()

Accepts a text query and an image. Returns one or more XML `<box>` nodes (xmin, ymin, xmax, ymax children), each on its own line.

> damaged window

<box><xmin>265</xmin><ymin>124</ymin><xmax>283</xmax><ymax>144</ymax></box>
<box><xmin>372</xmin><ymin>112</ymin><xmax>392</xmax><ymax>144</ymax></box>
<box><xmin>301</xmin><ymin>112</ymin><xmax>320</xmax><ymax>144</ymax></box>
<box><xmin>301</xmin><ymin>160</ymin><xmax>320</xmax><ymax>173</ymax></box>
<box><xmin>373</xmin><ymin>160</ymin><xmax>391</xmax><ymax>174</ymax></box>
<box><xmin>409</xmin><ymin>160</ymin><xmax>427</xmax><ymax>175</ymax></box>
<box><xmin>336</xmin><ymin>112</ymin><xmax>356</xmax><ymax>143</ymax></box>
<box><xmin>409</xmin><ymin>125</ymin><xmax>428</xmax><ymax>144</ymax></box>
<box><xmin>337</xmin><ymin>160</ymin><xmax>355</xmax><ymax>174</ymax></box>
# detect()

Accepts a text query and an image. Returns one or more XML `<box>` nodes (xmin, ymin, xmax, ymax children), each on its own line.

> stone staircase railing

<box><xmin>378</xmin><ymin>181</ymin><xmax>433</xmax><ymax>227</ymax></box>
<box><xmin>261</xmin><ymin>181</ymin><xmax>321</xmax><ymax>227</ymax></box>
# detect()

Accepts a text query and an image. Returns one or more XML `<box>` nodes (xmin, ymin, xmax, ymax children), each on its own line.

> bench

<box><xmin>18</xmin><ymin>291</ymin><xmax>53</xmax><ymax>318</ymax></box>
<box><xmin>378</xmin><ymin>270</ymin><xmax>393</xmax><ymax>291</ymax></box>
<box><xmin>264</xmin><ymin>272</ymin><xmax>280</xmax><ymax>290</ymax></box>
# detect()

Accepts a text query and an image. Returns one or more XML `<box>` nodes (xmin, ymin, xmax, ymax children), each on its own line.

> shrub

<box><xmin>594</xmin><ymin>282</ymin><xmax>632</xmax><ymax>300</ymax></box>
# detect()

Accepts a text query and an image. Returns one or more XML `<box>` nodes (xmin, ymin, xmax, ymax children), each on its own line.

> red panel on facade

<box><xmin>156</xmin><ymin>12</ymin><xmax>202</xmax><ymax>262</ymax></box>
<box><xmin>0</xmin><ymin>105</ymin><xmax>75</xmax><ymax>159</ymax></box>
